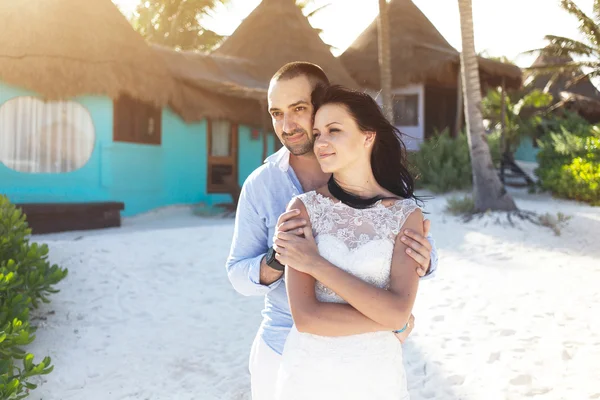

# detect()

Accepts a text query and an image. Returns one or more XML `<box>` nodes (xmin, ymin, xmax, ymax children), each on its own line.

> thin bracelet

<box><xmin>392</xmin><ymin>322</ymin><xmax>409</xmax><ymax>334</ymax></box>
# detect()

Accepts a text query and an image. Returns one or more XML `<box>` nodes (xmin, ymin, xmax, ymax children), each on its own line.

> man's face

<box><xmin>267</xmin><ymin>76</ymin><xmax>315</xmax><ymax>156</ymax></box>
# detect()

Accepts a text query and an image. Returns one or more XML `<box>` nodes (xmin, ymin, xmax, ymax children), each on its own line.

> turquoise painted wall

<box><xmin>0</xmin><ymin>82</ymin><xmax>272</xmax><ymax>216</ymax></box>
<box><xmin>514</xmin><ymin>136</ymin><xmax>540</xmax><ymax>163</ymax></box>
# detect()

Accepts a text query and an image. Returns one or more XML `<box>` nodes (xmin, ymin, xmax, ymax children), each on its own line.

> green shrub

<box><xmin>0</xmin><ymin>195</ymin><xmax>68</xmax><ymax>400</ymax></box>
<box><xmin>536</xmin><ymin>124</ymin><xmax>600</xmax><ymax>205</ymax></box>
<box><xmin>541</xmin><ymin>157</ymin><xmax>600</xmax><ymax>205</ymax></box>
<box><xmin>538</xmin><ymin>110</ymin><xmax>593</xmax><ymax>140</ymax></box>
<box><xmin>409</xmin><ymin>129</ymin><xmax>501</xmax><ymax>193</ymax></box>
<box><xmin>445</xmin><ymin>195</ymin><xmax>476</xmax><ymax>216</ymax></box>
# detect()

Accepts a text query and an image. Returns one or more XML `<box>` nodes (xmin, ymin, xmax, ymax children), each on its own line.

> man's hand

<box><xmin>273</xmin><ymin>209</ymin><xmax>306</xmax><ymax>255</ymax></box>
<box><xmin>401</xmin><ymin>219</ymin><xmax>432</xmax><ymax>277</ymax></box>
<box><xmin>260</xmin><ymin>209</ymin><xmax>307</xmax><ymax>285</ymax></box>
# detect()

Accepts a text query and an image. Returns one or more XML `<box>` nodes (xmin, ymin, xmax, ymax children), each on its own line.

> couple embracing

<box><xmin>226</xmin><ymin>61</ymin><xmax>439</xmax><ymax>400</ymax></box>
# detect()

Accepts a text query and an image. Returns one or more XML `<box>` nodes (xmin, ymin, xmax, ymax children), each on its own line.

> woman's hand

<box><xmin>274</xmin><ymin>226</ymin><xmax>321</xmax><ymax>275</ymax></box>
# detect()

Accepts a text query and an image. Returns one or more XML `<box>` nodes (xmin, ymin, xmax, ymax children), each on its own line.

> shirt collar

<box><xmin>264</xmin><ymin>147</ymin><xmax>291</xmax><ymax>172</ymax></box>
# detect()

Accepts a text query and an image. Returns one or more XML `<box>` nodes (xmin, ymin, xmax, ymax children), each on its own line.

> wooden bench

<box><xmin>15</xmin><ymin>202</ymin><xmax>125</xmax><ymax>234</ymax></box>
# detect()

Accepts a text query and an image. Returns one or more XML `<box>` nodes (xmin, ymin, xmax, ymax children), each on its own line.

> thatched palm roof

<box><xmin>526</xmin><ymin>53</ymin><xmax>600</xmax><ymax>100</ymax></box>
<box><xmin>153</xmin><ymin>45</ymin><xmax>267</xmax><ymax>101</ymax></box>
<box><xmin>214</xmin><ymin>0</ymin><xmax>358</xmax><ymax>88</ymax></box>
<box><xmin>556</xmin><ymin>91</ymin><xmax>600</xmax><ymax>123</ymax></box>
<box><xmin>152</xmin><ymin>46</ymin><xmax>266</xmax><ymax>127</ymax></box>
<box><xmin>340</xmin><ymin>0</ymin><xmax>522</xmax><ymax>90</ymax></box>
<box><xmin>0</xmin><ymin>0</ymin><xmax>175</xmax><ymax>107</ymax></box>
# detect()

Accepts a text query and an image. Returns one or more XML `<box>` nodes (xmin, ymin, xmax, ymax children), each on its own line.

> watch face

<box><xmin>267</xmin><ymin>247</ymin><xmax>275</xmax><ymax>263</ymax></box>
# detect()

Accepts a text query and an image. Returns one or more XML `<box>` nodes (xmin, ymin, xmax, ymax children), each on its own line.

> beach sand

<box><xmin>26</xmin><ymin>189</ymin><xmax>600</xmax><ymax>399</ymax></box>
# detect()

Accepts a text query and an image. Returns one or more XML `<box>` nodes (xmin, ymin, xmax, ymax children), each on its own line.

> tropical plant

<box><xmin>409</xmin><ymin>129</ymin><xmax>501</xmax><ymax>193</ymax></box>
<box><xmin>0</xmin><ymin>196</ymin><xmax>68</xmax><ymax>399</ymax></box>
<box><xmin>526</xmin><ymin>0</ymin><xmax>600</xmax><ymax>87</ymax></box>
<box><xmin>482</xmin><ymin>88</ymin><xmax>554</xmax><ymax>155</ymax></box>
<box><xmin>132</xmin><ymin>0</ymin><xmax>228</xmax><ymax>51</ymax></box>
<box><xmin>536</xmin><ymin>124</ymin><xmax>600</xmax><ymax>205</ymax></box>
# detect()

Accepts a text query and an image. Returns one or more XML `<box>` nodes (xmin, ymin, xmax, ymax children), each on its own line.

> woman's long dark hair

<box><xmin>311</xmin><ymin>84</ymin><xmax>417</xmax><ymax>208</ymax></box>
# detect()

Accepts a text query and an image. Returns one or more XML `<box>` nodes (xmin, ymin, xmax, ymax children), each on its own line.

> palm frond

<box><xmin>560</xmin><ymin>0</ymin><xmax>600</xmax><ymax>47</ymax></box>
<box><xmin>594</xmin><ymin>0</ymin><xmax>600</xmax><ymax>22</ymax></box>
<box><xmin>569</xmin><ymin>69</ymin><xmax>600</xmax><ymax>87</ymax></box>
<box><xmin>543</xmin><ymin>35</ymin><xmax>598</xmax><ymax>57</ymax></box>
<box><xmin>525</xmin><ymin>61</ymin><xmax>592</xmax><ymax>75</ymax></box>
<box><xmin>306</xmin><ymin>3</ymin><xmax>331</xmax><ymax>18</ymax></box>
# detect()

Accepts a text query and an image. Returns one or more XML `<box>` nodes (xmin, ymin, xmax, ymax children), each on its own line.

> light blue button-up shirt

<box><xmin>225</xmin><ymin>148</ymin><xmax>439</xmax><ymax>355</ymax></box>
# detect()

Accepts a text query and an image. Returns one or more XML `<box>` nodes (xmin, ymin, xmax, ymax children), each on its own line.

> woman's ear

<box><xmin>364</xmin><ymin>131</ymin><xmax>376</xmax><ymax>147</ymax></box>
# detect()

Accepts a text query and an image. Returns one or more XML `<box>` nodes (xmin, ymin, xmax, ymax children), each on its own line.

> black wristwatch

<box><xmin>265</xmin><ymin>247</ymin><xmax>285</xmax><ymax>272</ymax></box>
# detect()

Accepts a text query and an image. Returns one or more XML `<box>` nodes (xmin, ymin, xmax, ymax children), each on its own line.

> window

<box><xmin>0</xmin><ymin>97</ymin><xmax>95</xmax><ymax>173</ymax></box>
<box><xmin>393</xmin><ymin>94</ymin><xmax>419</xmax><ymax>127</ymax></box>
<box><xmin>113</xmin><ymin>95</ymin><xmax>161</xmax><ymax>145</ymax></box>
<box><xmin>207</xmin><ymin>119</ymin><xmax>238</xmax><ymax>193</ymax></box>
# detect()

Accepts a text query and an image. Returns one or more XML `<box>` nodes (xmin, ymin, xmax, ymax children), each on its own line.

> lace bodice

<box><xmin>275</xmin><ymin>191</ymin><xmax>417</xmax><ymax>400</ymax></box>
<box><xmin>297</xmin><ymin>191</ymin><xmax>420</xmax><ymax>304</ymax></box>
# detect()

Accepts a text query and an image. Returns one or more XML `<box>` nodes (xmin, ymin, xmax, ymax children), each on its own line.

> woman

<box><xmin>272</xmin><ymin>85</ymin><xmax>423</xmax><ymax>399</ymax></box>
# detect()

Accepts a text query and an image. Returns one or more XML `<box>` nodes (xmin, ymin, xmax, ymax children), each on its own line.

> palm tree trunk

<box><xmin>457</xmin><ymin>0</ymin><xmax>517</xmax><ymax>211</ymax></box>
<box><xmin>378</xmin><ymin>0</ymin><xmax>394</xmax><ymax>122</ymax></box>
<box><xmin>454</xmin><ymin>69</ymin><xmax>463</xmax><ymax>137</ymax></box>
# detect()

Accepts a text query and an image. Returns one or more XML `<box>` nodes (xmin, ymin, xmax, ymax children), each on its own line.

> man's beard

<box><xmin>282</xmin><ymin>129</ymin><xmax>314</xmax><ymax>156</ymax></box>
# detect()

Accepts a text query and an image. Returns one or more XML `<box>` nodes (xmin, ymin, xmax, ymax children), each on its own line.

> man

<box><xmin>226</xmin><ymin>62</ymin><xmax>438</xmax><ymax>400</ymax></box>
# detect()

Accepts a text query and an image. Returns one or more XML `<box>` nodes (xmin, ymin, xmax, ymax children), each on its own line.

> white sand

<box><xmin>26</xmin><ymin>189</ymin><xmax>600</xmax><ymax>400</ymax></box>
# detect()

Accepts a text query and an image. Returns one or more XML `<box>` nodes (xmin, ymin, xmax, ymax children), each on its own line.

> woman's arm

<box><xmin>309</xmin><ymin>209</ymin><xmax>423</xmax><ymax>330</ymax></box>
<box><xmin>282</xmin><ymin>198</ymin><xmax>397</xmax><ymax>336</ymax></box>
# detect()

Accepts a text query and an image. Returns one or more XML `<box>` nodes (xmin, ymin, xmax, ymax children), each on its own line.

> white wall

<box><xmin>369</xmin><ymin>83</ymin><xmax>425</xmax><ymax>151</ymax></box>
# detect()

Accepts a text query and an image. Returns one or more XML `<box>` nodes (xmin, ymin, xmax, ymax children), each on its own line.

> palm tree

<box><xmin>378</xmin><ymin>0</ymin><xmax>394</xmax><ymax>122</ymax></box>
<box><xmin>527</xmin><ymin>0</ymin><xmax>600</xmax><ymax>87</ymax></box>
<box><xmin>297</xmin><ymin>0</ymin><xmax>331</xmax><ymax>17</ymax></box>
<box><xmin>457</xmin><ymin>0</ymin><xmax>517</xmax><ymax>211</ymax></box>
<box><xmin>132</xmin><ymin>0</ymin><xmax>228</xmax><ymax>51</ymax></box>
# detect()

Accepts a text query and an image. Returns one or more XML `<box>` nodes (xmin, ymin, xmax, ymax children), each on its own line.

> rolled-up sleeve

<box><xmin>420</xmin><ymin>233</ymin><xmax>439</xmax><ymax>280</ymax></box>
<box><xmin>225</xmin><ymin>181</ymin><xmax>283</xmax><ymax>296</ymax></box>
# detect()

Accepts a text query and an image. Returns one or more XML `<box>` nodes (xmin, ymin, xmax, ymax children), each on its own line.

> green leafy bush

<box><xmin>445</xmin><ymin>195</ymin><xmax>476</xmax><ymax>216</ymax></box>
<box><xmin>482</xmin><ymin>88</ymin><xmax>553</xmax><ymax>154</ymax></box>
<box><xmin>540</xmin><ymin>156</ymin><xmax>600</xmax><ymax>205</ymax></box>
<box><xmin>409</xmin><ymin>129</ymin><xmax>501</xmax><ymax>193</ymax></box>
<box><xmin>0</xmin><ymin>195</ymin><xmax>68</xmax><ymax>399</ymax></box>
<box><xmin>536</xmin><ymin>124</ymin><xmax>600</xmax><ymax>205</ymax></box>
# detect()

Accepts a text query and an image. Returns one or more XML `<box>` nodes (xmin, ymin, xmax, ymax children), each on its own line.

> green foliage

<box><xmin>409</xmin><ymin>129</ymin><xmax>501</xmax><ymax>193</ymax></box>
<box><xmin>536</xmin><ymin>123</ymin><xmax>600</xmax><ymax>205</ymax></box>
<box><xmin>481</xmin><ymin>88</ymin><xmax>553</xmax><ymax>154</ymax></box>
<box><xmin>527</xmin><ymin>0</ymin><xmax>600</xmax><ymax>88</ymax></box>
<box><xmin>445</xmin><ymin>195</ymin><xmax>475</xmax><ymax>216</ymax></box>
<box><xmin>132</xmin><ymin>0</ymin><xmax>228</xmax><ymax>51</ymax></box>
<box><xmin>537</xmin><ymin>110</ymin><xmax>592</xmax><ymax>139</ymax></box>
<box><xmin>0</xmin><ymin>196</ymin><xmax>67</xmax><ymax>399</ymax></box>
<box><xmin>540</xmin><ymin>156</ymin><xmax>600</xmax><ymax>205</ymax></box>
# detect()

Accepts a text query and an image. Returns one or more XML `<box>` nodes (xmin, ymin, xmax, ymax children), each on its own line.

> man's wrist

<box><xmin>265</xmin><ymin>246</ymin><xmax>285</xmax><ymax>271</ymax></box>
<box><xmin>259</xmin><ymin>255</ymin><xmax>284</xmax><ymax>285</ymax></box>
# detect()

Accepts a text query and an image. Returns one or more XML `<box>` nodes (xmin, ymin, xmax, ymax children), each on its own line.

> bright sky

<box><xmin>114</xmin><ymin>0</ymin><xmax>595</xmax><ymax>67</ymax></box>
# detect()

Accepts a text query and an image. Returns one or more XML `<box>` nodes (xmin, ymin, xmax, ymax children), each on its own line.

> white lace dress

<box><xmin>274</xmin><ymin>191</ymin><xmax>420</xmax><ymax>400</ymax></box>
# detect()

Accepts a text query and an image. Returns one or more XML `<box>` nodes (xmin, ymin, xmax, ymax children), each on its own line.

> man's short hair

<box><xmin>271</xmin><ymin>62</ymin><xmax>330</xmax><ymax>88</ymax></box>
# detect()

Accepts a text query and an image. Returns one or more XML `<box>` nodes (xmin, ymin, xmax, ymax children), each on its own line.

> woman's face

<box><xmin>312</xmin><ymin>103</ymin><xmax>374</xmax><ymax>174</ymax></box>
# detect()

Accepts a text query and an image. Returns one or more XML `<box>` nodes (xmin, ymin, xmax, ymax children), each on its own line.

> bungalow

<box><xmin>515</xmin><ymin>52</ymin><xmax>600</xmax><ymax>162</ymax></box>
<box><xmin>213</xmin><ymin>0</ymin><xmax>358</xmax><ymax>88</ymax></box>
<box><xmin>339</xmin><ymin>0</ymin><xmax>523</xmax><ymax>150</ymax></box>
<box><xmin>0</xmin><ymin>0</ymin><xmax>275</xmax><ymax>232</ymax></box>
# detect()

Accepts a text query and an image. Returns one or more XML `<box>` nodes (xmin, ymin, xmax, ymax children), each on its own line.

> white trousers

<box><xmin>249</xmin><ymin>335</ymin><xmax>282</xmax><ymax>400</ymax></box>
